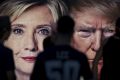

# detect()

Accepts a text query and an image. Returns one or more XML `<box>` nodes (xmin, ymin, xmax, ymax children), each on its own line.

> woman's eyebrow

<box><xmin>11</xmin><ymin>24</ymin><xmax>25</xmax><ymax>28</ymax></box>
<box><xmin>36</xmin><ymin>24</ymin><xmax>52</xmax><ymax>29</ymax></box>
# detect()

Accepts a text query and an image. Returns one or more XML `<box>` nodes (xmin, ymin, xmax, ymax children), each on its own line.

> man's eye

<box><xmin>103</xmin><ymin>29</ymin><xmax>115</xmax><ymax>33</ymax></box>
<box><xmin>37</xmin><ymin>28</ymin><xmax>51</xmax><ymax>36</ymax></box>
<box><xmin>12</xmin><ymin>28</ymin><xmax>24</xmax><ymax>35</ymax></box>
<box><xmin>103</xmin><ymin>29</ymin><xmax>115</xmax><ymax>38</ymax></box>
<box><xmin>76</xmin><ymin>30</ymin><xmax>92</xmax><ymax>38</ymax></box>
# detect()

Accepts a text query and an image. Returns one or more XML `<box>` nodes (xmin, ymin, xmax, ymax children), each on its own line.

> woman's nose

<box><xmin>24</xmin><ymin>36</ymin><xmax>38</xmax><ymax>51</ymax></box>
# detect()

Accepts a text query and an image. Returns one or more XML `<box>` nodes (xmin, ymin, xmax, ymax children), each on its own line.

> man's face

<box><xmin>70</xmin><ymin>10</ymin><xmax>115</xmax><ymax>68</ymax></box>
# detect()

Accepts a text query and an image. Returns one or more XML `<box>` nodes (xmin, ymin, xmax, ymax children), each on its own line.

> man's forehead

<box><xmin>75</xmin><ymin>23</ymin><xmax>115</xmax><ymax>30</ymax></box>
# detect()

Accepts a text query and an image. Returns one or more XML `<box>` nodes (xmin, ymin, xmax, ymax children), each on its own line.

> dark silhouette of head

<box><xmin>56</xmin><ymin>15</ymin><xmax>75</xmax><ymax>35</ymax></box>
<box><xmin>115</xmin><ymin>17</ymin><xmax>120</xmax><ymax>37</ymax></box>
<box><xmin>0</xmin><ymin>16</ymin><xmax>11</xmax><ymax>42</ymax></box>
<box><xmin>43</xmin><ymin>36</ymin><xmax>54</xmax><ymax>50</ymax></box>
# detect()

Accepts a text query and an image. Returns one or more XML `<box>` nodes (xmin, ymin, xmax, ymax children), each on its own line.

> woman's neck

<box><xmin>15</xmin><ymin>69</ymin><xmax>30</xmax><ymax>80</ymax></box>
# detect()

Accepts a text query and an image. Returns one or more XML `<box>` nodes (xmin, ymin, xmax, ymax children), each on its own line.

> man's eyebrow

<box><xmin>103</xmin><ymin>26</ymin><xmax>115</xmax><ymax>30</ymax></box>
<box><xmin>76</xmin><ymin>26</ymin><xmax>96</xmax><ymax>30</ymax></box>
<box><xmin>103</xmin><ymin>27</ymin><xmax>115</xmax><ymax>30</ymax></box>
<box><xmin>104</xmin><ymin>23</ymin><xmax>115</xmax><ymax>28</ymax></box>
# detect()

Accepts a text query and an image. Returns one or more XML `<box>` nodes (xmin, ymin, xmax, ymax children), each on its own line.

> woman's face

<box><xmin>70</xmin><ymin>10</ymin><xmax>115</xmax><ymax>68</ymax></box>
<box><xmin>4</xmin><ymin>5</ymin><xmax>54</xmax><ymax>74</ymax></box>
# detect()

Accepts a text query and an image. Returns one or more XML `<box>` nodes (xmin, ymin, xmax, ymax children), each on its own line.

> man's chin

<box><xmin>88</xmin><ymin>60</ymin><xmax>94</xmax><ymax>68</ymax></box>
<box><xmin>88</xmin><ymin>59</ymin><xmax>103</xmax><ymax>69</ymax></box>
<box><xmin>98</xmin><ymin>60</ymin><xmax>103</xmax><ymax>77</ymax></box>
<box><xmin>88</xmin><ymin>59</ymin><xmax>103</xmax><ymax>80</ymax></box>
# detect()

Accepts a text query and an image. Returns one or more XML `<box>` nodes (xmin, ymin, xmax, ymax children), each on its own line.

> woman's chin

<box><xmin>16</xmin><ymin>66</ymin><xmax>33</xmax><ymax>75</ymax></box>
<box><xmin>15</xmin><ymin>61</ymin><xmax>35</xmax><ymax>75</ymax></box>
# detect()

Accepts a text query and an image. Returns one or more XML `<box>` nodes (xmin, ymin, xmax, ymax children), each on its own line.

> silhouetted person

<box><xmin>0</xmin><ymin>16</ymin><xmax>11</xmax><ymax>42</ymax></box>
<box><xmin>0</xmin><ymin>16</ymin><xmax>16</xmax><ymax>80</ymax></box>
<box><xmin>0</xmin><ymin>0</ymin><xmax>4</xmax><ymax>4</ymax></box>
<box><xmin>43</xmin><ymin>36</ymin><xmax>54</xmax><ymax>50</ymax></box>
<box><xmin>31</xmin><ymin>16</ymin><xmax>93</xmax><ymax>80</ymax></box>
<box><xmin>100</xmin><ymin>17</ymin><xmax>120</xmax><ymax>80</ymax></box>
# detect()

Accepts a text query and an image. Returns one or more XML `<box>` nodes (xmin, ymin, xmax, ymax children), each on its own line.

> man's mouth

<box><xmin>88</xmin><ymin>59</ymin><xmax>103</xmax><ymax>68</ymax></box>
<box><xmin>88</xmin><ymin>59</ymin><xmax>103</xmax><ymax>64</ymax></box>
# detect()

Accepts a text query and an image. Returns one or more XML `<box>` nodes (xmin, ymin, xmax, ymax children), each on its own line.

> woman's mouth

<box><xmin>21</xmin><ymin>56</ymin><xmax>36</xmax><ymax>63</ymax></box>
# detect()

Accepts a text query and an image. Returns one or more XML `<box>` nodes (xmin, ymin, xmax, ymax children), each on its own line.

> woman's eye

<box><xmin>76</xmin><ymin>30</ymin><xmax>92</xmax><ymax>38</ymax></box>
<box><xmin>37</xmin><ymin>28</ymin><xmax>51</xmax><ymax>36</ymax></box>
<box><xmin>12</xmin><ymin>28</ymin><xmax>24</xmax><ymax>35</ymax></box>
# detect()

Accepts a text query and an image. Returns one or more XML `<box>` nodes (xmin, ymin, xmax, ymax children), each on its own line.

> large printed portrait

<box><xmin>0</xmin><ymin>0</ymin><xmax>120</xmax><ymax>80</ymax></box>
<box><xmin>0</xmin><ymin>0</ymin><xmax>67</xmax><ymax>80</ymax></box>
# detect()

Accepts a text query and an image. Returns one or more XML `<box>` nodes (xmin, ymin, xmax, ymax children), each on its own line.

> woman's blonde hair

<box><xmin>0</xmin><ymin>0</ymin><xmax>67</xmax><ymax>22</ymax></box>
<box><xmin>0</xmin><ymin>0</ymin><xmax>68</xmax><ymax>41</ymax></box>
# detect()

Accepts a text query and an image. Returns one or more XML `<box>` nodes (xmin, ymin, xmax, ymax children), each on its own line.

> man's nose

<box><xmin>91</xmin><ymin>31</ymin><xmax>102</xmax><ymax>52</ymax></box>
